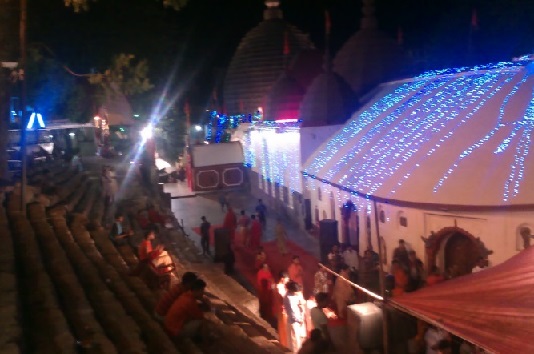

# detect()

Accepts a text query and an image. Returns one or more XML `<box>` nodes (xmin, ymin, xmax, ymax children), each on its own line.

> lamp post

<box><xmin>19</xmin><ymin>0</ymin><xmax>28</xmax><ymax>215</ymax></box>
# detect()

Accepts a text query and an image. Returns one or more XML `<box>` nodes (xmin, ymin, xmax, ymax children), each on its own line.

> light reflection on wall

<box><xmin>244</xmin><ymin>126</ymin><xmax>302</xmax><ymax>193</ymax></box>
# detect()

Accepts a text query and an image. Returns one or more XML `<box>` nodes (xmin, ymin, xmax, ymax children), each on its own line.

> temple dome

<box><xmin>287</xmin><ymin>49</ymin><xmax>323</xmax><ymax>91</ymax></box>
<box><xmin>304</xmin><ymin>60</ymin><xmax>534</xmax><ymax>207</ymax></box>
<box><xmin>299</xmin><ymin>71</ymin><xmax>357</xmax><ymax>127</ymax></box>
<box><xmin>263</xmin><ymin>74</ymin><xmax>305</xmax><ymax>121</ymax></box>
<box><xmin>223</xmin><ymin>1</ymin><xmax>315</xmax><ymax>115</ymax></box>
<box><xmin>333</xmin><ymin>0</ymin><xmax>405</xmax><ymax>97</ymax></box>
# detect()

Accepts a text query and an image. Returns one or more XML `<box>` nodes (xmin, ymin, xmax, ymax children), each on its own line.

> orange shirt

<box><xmin>164</xmin><ymin>292</ymin><xmax>204</xmax><ymax>337</ymax></box>
<box><xmin>288</xmin><ymin>263</ymin><xmax>304</xmax><ymax>287</ymax></box>
<box><xmin>392</xmin><ymin>268</ymin><xmax>408</xmax><ymax>297</ymax></box>
<box><xmin>138</xmin><ymin>239</ymin><xmax>161</xmax><ymax>262</ymax></box>
<box><xmin>155</xmin><ymin>283</ymin><xmax>185</xmax><ymax>317</ymax></box>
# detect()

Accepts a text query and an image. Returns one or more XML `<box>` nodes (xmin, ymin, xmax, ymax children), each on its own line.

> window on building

<box><xmin>283</xmin><ymin>186</ymin><xmax>289</xmax><ymax>205</ymax></box>
<box><xmin>399</xmin><ymin>215</ymin><xmax>408</xmax><ymax>227</ymax></box>
<box><xmin>318</xmin><ymin>188</ymin><xmax>322</xmax><ymax>201</ymax></box>
<box><xmin>379</xmin><ymin>209</ymin><xmax>386</xmax><ymax>223</ymax></box>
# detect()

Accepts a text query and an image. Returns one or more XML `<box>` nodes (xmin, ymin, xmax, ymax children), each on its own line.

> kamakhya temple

<box><xmin>225</xmin><ymin>0</ymin><xmax>534</xmax><ymax>276</ymax></box>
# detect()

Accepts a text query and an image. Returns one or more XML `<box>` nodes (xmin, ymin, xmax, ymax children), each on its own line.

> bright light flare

<box><xmin>194</xmin><ymin>125</ymin><xmax>202</xmax><ymax>132</ymax></box>
<box><xmin>140</xmin><ymin>125</ymin><xmax>153</xmax><ymax>141</ymax></box>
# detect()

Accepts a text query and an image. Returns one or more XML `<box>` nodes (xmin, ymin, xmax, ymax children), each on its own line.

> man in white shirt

<box><xmin>425</xmin><ymin>326</ymin><xmax>448</xmax><ymax>354</ymax></box>
<box><xmin>284</xmin><ymin>281</ymin><xmax>306</xmax><ymax>352</ymax></box>
<box><xmin>343</xmin><ymin>245</ymin><xmax>360</xmax><ymax>283</ymax></box>
<box><xmin>309</xmin><ymin>292</ymin><xmax>331</xmax><ymax>344</ymax></box>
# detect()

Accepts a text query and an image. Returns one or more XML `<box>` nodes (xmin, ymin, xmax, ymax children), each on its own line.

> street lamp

<box><xmin>194</xmin><ymin>125</ymin><xmax>202</xmax><ymax>132</ymax></box>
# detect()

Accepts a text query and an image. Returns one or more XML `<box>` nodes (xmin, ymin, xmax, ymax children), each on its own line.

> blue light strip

<box><xmin>242</xmin><ymin>120</ymin><xmax>303</xmax><ymax>193</ymax></box>
<box><xmin>304</xmin><ymin>59</ymin><xmax>533</xmax><ymax>204</ymax></box>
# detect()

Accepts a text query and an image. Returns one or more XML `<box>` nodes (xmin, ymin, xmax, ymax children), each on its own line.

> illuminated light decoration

<box><xmin>393</xmin><ymin>72</ymin><xmax>516</xmax><ymax>195</ymax></box>
<box><xmin>303</xmin><ymin>59</ymin><xmax>534</xmax><ymax>205</ymax></box>
<box><xmin>242</xmin><ymin>120</ymin><xmax>303</xmax><ymax>193</ymax></box>
<box><xmin>206</xmin><ymin>111</ymin><xmax>243</xmax><ymax>143</ymax></box>
<box><xmin>434</xmin><ymin>74</ymin><xmax>528</xmax><ymax>201</ymax></box>
<box><xmin>275</xmin><ymin>118</ymin><xmax>299</xmax><ymax>124</ymax></box>
<box><xmin>26</xmin><ymin>112</ymin><xmax>45</xmax><ymax>129</ymax></box>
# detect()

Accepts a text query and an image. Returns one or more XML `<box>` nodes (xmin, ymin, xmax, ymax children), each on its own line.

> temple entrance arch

<box><xmin>421</xmin><ymin>227</ymin><xmax>492</xmax><ymax>278</ymax></box>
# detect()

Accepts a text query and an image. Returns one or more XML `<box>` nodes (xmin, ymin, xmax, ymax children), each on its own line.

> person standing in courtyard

<box><xmin>287</xmin><ymin>255</ymin><xmax>304</xmax><ymax>291</ymax></box>
<box><xmin>273</xmin><ymin>272</ymin><xmax>290</xmax><ymax>347</ymax></box>
<box><xmin>237</xmin><ymin>210</ymin><xmax>250</xmax><ymax>246</ymax></box>
<box><xmin>255</xmin><ymin>199</ymin><xmax>267</xmax><ymax>229</ymax></box>
<box><xmin>275</xmin><ymin>218</ymin><xmax>288</xmax><ymax>255</ymax></box>
<box><xmin>218</xmin><ymin>193</ymin><xmax>228</xmax><ymax>212</ymax></box>
<box><xmin>284</xmin><ymin>281</ymin><xmax>306</xmax><ymax>352</ymax></box>
<box><xmin>331</xmin><ymin>264</ymin><xmax>354</xmax><ymax>320</ymax></box>
<box><xmin>249</xmin><ymin>214</ymin><xmax>262</xmax><ymax>249</ymax></box>
<box><xmin>223</xmin><ymin>205</ymin><xmax>237</xmax><ymax>243</ymax></box>
<box><xmin>342</xmin><ymin>244</ymin><xmax>359</xmax><ymax>284</ymax></box>
<box><xmin>200</xmin><ymin>216</ymin><xmax>211</xmax><ymax>256</ymax></box>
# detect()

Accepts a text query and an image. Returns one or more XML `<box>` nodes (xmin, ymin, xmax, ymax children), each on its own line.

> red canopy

<box><xmin>391</xmin><ymin>247</ymin><xmax>534</xmax><ymax>354</ymax></box>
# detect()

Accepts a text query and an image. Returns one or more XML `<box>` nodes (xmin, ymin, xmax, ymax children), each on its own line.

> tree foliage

<box><xmin>64</xmin><ymin>0</ymin><xmax>188</xmax><ymax>12</ymax></box>
<box><xmin>26</xmin><ymin>48</ymin><xmax>76</xmax><ymax>119</ymax></box>
<box><xmin>88</xmin><ymin>54</ymin><xmax>154</xmax><ymax>97</ymax></box>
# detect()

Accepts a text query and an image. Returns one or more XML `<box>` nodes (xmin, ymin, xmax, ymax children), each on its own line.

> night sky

<box><xmin>26</xmin><ymin>0</ymin><xmax>534</xmax><ymax>116</ymax></box>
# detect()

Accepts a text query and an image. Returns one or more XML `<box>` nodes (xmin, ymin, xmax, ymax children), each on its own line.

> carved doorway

<box><xmin>423</xmin><ymin>226</ymin><xmax>492</xmax><ymax>278</ymax></box>
<box><xmin>444</xmin><ymin>232</ymin><xmax>477</xmax><ymax>277</ymax></box>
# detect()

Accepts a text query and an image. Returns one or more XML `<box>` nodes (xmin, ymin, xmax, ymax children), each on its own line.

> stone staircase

<box><xmin>3</xmin><ymin>160</ymin><xmax>291</xmax><ymax>354</ymax></box>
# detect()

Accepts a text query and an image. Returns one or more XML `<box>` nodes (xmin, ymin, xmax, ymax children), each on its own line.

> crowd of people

<box><xmin>106</xmin><ymin>183</ymin><xmax>488</xmax><ymax>354</ymax></box>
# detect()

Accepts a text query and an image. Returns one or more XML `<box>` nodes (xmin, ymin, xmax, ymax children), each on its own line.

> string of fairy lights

<box><xmin>303</xmin><ymin>59</ymin><xmax>533</xmax><ymax>205</ymax></box>
<box><xmin>243</xmin><ymin>120</ymin><xmax>302</xmax><ymax>193</ymax></box>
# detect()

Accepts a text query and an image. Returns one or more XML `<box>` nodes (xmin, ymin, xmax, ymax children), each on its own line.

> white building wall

<box><xmin>306</xmin><ymin>177</ymin><xmax>534</xmax><ymax>269</ymax></box>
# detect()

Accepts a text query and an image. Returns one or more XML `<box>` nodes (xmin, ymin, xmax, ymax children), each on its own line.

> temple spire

<box><xmin>361</xmin><ymin>0</ymin><xmax>377</xmax><ymax>30</ymax></box>
<box><xmin>283</xmin><ymin>30</ymin><xmax>290</xmax><ymax>71</ymax></box>
<box><xmin>323</xmin><ymin>10</ymin><xmax>332</xmax><ymax>73</ymax></box>
<box><xmin>264</xmin><ymin>0</ymin><xmax>282</xmax><ymax>20</ymax></box>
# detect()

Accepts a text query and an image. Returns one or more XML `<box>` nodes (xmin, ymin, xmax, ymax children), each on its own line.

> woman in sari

<box><xmin>257</xmin><ymin>263</ymin><xmax>275</xmax><ymax>323</ymax></box>
<box><xmin>273</xmin><ymin>272</ymin><xmax>290</xmax><ymax>347</ymax></box>
<box><xmin>237</xmin><ymin>210</ymin><xmax>250</xmax><ymax>246</ymax></box>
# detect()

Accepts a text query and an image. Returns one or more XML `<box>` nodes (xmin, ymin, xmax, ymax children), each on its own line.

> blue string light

<box><xmin>304</xmin><ymin>59</ymin><xmax>534</xmax><ymax>204</ymax></box>
<box><xmin>242</xmin><ymin>120</ymin><xmax>303</xmax><ymax>193</ymax></box>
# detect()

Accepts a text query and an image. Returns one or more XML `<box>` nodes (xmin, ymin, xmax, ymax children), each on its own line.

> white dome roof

<box><xmin>303</xmin><ymin>60</ymin><xmax>534</xmax><ymax>209</ymax></box>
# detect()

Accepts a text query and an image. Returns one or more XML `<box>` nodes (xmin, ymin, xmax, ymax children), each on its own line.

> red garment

<box><xmin>249</xmin><ymin>219</ymin><xmax>262</xmax><ymax>249</ymax></box>
<box><xmin>287</xmin><ymin>263</ymin><xmax>304</xmax><ymax>288</ymax></box>
<box><xmin>148</xmin><ymin>209</ymin><xmax>166</xmax><ymax>224</ymax></box>
<box><xmin>254</xmin><ymin>252</ymin><xmax>267</xmax><ymax>271</ymax></box>
<box><xmin>256</xmin><ymin>268</ymin><xmax>274</xmax><ymax>290</ymax></box>
<box><xmin>223</xmin><ymin>208</ymin><xmax>237</xmax><ymax>242</ymax></box>
<box><xmin>164</xmin><ymin>292</ymin><xmax>204</xmax><ymax>337</ymax></box>
<box><xmin>238</xmin><ymin>215</ymin><xmax>250</xmax><ymax>228</ymax></box>
<box><xmin>155</xmin><ymin>283</ymin><xmax>185</xmax><ymax>317</ymax></box>
<box><xmin>137</xmin><ymin>214</ymin><xmax>150</xmax><ymax>229</ymax></box>
<box><xmin>138</xmin><ymin>239</ymin><xmax>161</xmax><ymax>262</ymax></box>
<box><xmin>258</xmin><ymin>280</ymin><xmax>274</xmax><ymax>321</ymax></box>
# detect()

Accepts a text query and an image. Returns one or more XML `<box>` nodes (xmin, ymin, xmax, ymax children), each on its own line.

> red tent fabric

<box><xmin>391</xmin><ymin>247</ymin><xmax>534</xmax><ymax>353</ymax></box>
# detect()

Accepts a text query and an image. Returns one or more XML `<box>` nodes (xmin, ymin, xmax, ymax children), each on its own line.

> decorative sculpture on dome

<box><xmin>361</xmin><ymin>0</ymin><xmax>378</xmax><ymax>30</ymax></box>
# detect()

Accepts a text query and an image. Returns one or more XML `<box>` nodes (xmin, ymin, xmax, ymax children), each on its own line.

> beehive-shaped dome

<box><xmin>299</xmin><ymin>71</ymin><xmax>357</xmax><ymax>127</ymax></box>
<box><xmin>333</xmin><ymin>0</ymin><xmax>405</xmax><ymax>97</ymax></box>
<box><xmin>223</xmin><ymin>1</ymin><xmax>315</xmax><ymax>115</ymax></box>
<box><xmin>287</xmin><ymin>49</ymin><xmax>323</xmax><ymax>91</ymax></box>
<box><xmin>264</xmin><ymin>74</ymin><xmax>305</xmax><ymax>121</ymax></box>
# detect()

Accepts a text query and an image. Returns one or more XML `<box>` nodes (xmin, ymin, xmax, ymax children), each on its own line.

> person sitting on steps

<box><xmin>109</xmin><ymin>213</ymin><xmax>133</xmax><ymax>246</ymax></box>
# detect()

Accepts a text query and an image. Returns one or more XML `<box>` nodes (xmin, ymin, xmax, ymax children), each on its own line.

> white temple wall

<box><xmin>305</xmin><ymin>177</ymin><xmax>534</xmax><ymax>269</ymax></box>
